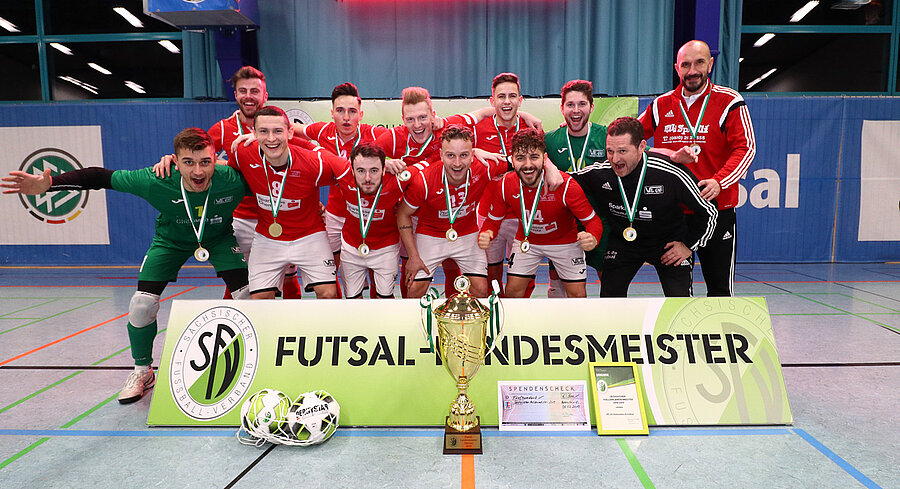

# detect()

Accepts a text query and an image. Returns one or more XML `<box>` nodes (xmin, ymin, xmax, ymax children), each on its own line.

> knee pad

<box><xmin>129</xmin><ymin>291</ymin><xmax>160</xmax><ymax>328</ymax></box>
<box><xmin>231</xmin><ymin>286</ymin><xmax>250</xmax><ymax>300</ymax></box>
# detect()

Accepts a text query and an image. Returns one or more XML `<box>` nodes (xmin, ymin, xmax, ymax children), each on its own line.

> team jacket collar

<box><xmin>676</xmin><ymin>79</ymin><xmax>713</xmax><ymax>105</ymax></box>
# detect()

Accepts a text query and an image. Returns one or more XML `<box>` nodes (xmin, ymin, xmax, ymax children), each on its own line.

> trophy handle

<box><xmin>484</xmin><ymin>280</ymin><xmax>505</xmax><ymax>358</ymax></box>
<box><xmin>419</xmin><ymin>287</ymin><xmax>442</xmax><ymax>353</ymax></box>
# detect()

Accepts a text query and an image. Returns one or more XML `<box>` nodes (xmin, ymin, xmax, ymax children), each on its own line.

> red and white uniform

<box><xmin>483</xmin><ymin>172</ymin><xmax>602</xmax><ymax>246</ymax></box>
<box><xmin>375</xmin><ymin>114</ymin><xmax>475</xmax><ymax>169</ymax></box>
<box><xmin>473</xmin><ymin>115</ymin><xmax>522</xmax><ymax>264</ymax></box>
<box><xmin>638</xmin><ymin>81</ymin><xmax>756</xmax><ymax>210</ymax></box>
<box><xmin>336</xmin><ymin>173</ymin><xmax>405</xmax><ymax>250</ymax></box>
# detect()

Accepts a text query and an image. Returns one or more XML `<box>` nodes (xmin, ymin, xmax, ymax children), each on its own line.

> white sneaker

<box><xmin>118</xmin><ymin>369</ymin><xmax>156</xmax><ymax>404</ymax></box>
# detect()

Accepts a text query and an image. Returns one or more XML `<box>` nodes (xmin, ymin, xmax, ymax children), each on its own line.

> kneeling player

<box><xmin>337</xmin><ymin>143</ymin><xmax>406</xmax><ymax>298</ymax></box>
<box><xmin>2</xmin><ymin>128</ymin><xmax>250</xmax><ymax>404</ymax></box>
<box><xmin>478</xmin><ymin>129</ymin><xmax>602</xmax><ymax>298</ymax></box>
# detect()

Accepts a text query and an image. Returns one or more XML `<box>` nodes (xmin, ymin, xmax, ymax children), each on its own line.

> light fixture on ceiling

<box><xmin>746</xmin><ymin>68</ymin><xmax>778</xmax><ymax>90</ymax></box>
<box><xmin>113</xmin><ymin>7</ymin><xmax>144</xmax><ymax>28</ymax></box>
<box><xmin>50</xmin><ymin>43</ymin><xmax>74</xmax><ymax>55</ymax></box>
<box><xmin>88</xmin><ymin>63</ymin><xmax>112</xmax><ymax>75</ymax></box>
<box><xmin>753</xmin><ymin>33</ymin><xmax>775</xmax><ymax>48</ymax></box>
<box><xmin>125</xmin><ymin>81</ymin><xmax>146</xmax><ymax>94</ymax></box>
<box><xmin>790</xmin><ymin>1</ymin><xmax>820</xmax><ymax>22</ymax></box>
<box><xmin>0</xmin><ymin>16</ymin><xmax>20</xmax><ymax>33</ymax></box>
<box><xmin>58</xmin><ymin>76</ymin><xmax>99</xmax><ymax>95</ymax></box>
<box><xmin>158</xmin><ymin>40</ymin><xmax>181</xmax><ymax>54</ymax></box>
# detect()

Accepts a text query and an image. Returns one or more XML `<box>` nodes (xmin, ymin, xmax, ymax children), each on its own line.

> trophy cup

<box><xmin>420</xmin><ymin>276</ymin><xmax>504</xmax><ymax>455</ymax></box>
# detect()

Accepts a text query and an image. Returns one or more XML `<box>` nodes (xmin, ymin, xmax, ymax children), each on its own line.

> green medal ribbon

<box><xmin>336</xmin><ymin>127</ymin><xmax>362</xmax><ymax>158</ymax></box>
<box><xmin>678</xmin><ymin>93</ymin><xmax>711</xmax><ymax>144</ymax></box>
<box><xmin>419</xmin><ymin>287</ymin><xmax>441</xmax><ymax>353</ymax></box>
<box><xmin>518</xmin><ymin>172</ymin><xmax>544</xmax><ymax>241</ymax></box>
<box><xmin>179</xmin><ymin>176</ymin><xmax>211</xmax><ymax>247</ymax></box>
<box><xmin>487</xmin><ymin>286</ymin><xmax>502</xmax><ymax>352</ymax></box>
<box><xmin>262</xmin><ymin>151</ymin><xmax>292</xmax><ymax>223</ymax></box>
<box><xmin>491</xmin><ymin>115</ymin><xmax>520</xmax><ymax>157</ymax></box>
<box><xmin>404</xmin><ymin>132</ymin><xmax>434</xmax><ymax>159</ymax></box>
<box><xmin>616</xmin><ymin>152</ymin><xmax>648</xmax><ymax>229</ymax></box>
<box><xmin>443</xmin><ymin>169</ymin><xmax>470</xmax><ymax>228</ymax></box>
<box><xmin>565</xmin><ymin>123</ymin><xmax>592</xmax><ymax>171</ymax></box>
<box><xmin>355</xmin><ymin>183</ymin><xmax>383</xmax><ymax>243</ymax></box>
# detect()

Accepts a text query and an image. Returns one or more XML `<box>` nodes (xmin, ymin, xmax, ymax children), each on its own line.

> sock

<box><xmin>127</xmin><ymin>320</ymin><xmax>158</xmax><ymax>366</ymax></box>
<box><xmin>222</xmin><ymin>287</ymin><xmax>233</xmax><ymax>300</ymax></box>
<box><xmin>283</xmin><ymin>274</ymin><xmax>302</xmax><ymax>299</ymax></box>
<box><xmin>134</xmin><ymin>364</ymin><xmax>151</xmax><ymax>374</ymax></box>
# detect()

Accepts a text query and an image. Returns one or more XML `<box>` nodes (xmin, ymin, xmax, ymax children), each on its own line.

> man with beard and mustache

<box><xmin>638</xmin><ymin>40</ymin><xmax>756</xmax><ymax>297</ymax></box>
<box><xmin>478</xmin><ymin>128</ymin><xmax>603</xmax><ymax>298</ymax></box>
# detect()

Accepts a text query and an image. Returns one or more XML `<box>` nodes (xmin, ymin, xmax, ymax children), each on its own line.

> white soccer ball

<box><xmin>286</xmin><ymin>390</ymin><xmax>340</xmax><ymax>445</ymax></box>
<box><xmin>240</xmin><ymin>389</ymin><xmax>292</xmax><ymax>436</ymax></box>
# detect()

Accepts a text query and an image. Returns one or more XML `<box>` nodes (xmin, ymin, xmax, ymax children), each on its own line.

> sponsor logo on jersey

<box><xmin>678</xmin><ymin>259</ymin><xmax>691</xmax><ymax>266</ymax></box>
<box><xmin>605</xmin><ymin>250</ymin><xmax>617</xmax><ymax>260</ymax></box>
<box><xmin>664</xmin><ymin>110</ymin><xmax>674</xmax><ymax>118</ymax></box>
<box><xmin>557</xmin><ymin>148</ymin><xmax>568</xmax><ymax>153</ymax></box>
<box><xmin>324</xmin><ymin>259</ymin><xmax>335</xmax><ymax>267</ymax></box>
<box><xmin>170</xmin><ymin>306</ymin><xmax>259</xmax><ymax>421</ymax></box>
<box><xmin>209</xmin><ymin>216</ymin><xmax>223</xmax><ymax>225</ymax></box>
<box><xmin>248</xmin><ymin>164</ymin><xmax>262</xmax><ymax>169</ymax></box>
<box><xmin>722</xmin><ymin>231</ymin><xmax>733</xmax><ymax>240</ymax></box>
<box><xmin>215</xmin><ymin>196</ymin><xmax>234</xmax><ymax>205</ymax></box>
<box><xmin>289</xmin><ymin>171</ymin><xmax>301</xmax><ymax>177</ymax></box>
<box><xmin>589</xmin><ymin>149</ymin><xmax>604</xmax><ymax>158</ymax></box>
<box><xmin>571</xmin><ymin>257</ymin><xmax>585</xmax><ymax>266</ymax></box>
<box><xmin>638</xmin><ymin>210</ymin><xmax>653</xmax><ymax>219</ymax></box>
<box><xmin>16</xmin><ymin>148</ymin><xmax>91</xmax><ymax>225</ymax></box>
<box><xmin>486</xmin><ymin>135</ymin><xmax>498</xmax><ymax>141</ymax></box>
<box><xmin>601</xmin><ymin>182</ymin><xmax>612</xmax><ymax>191</ymax></box>
<box><xmin>171</xmin><ymin>198</ymin><xmax>186</xmax><ymax>204</ymax></box>
<box><xmin>644</xmin><ymin>185</ymin><xmax>664</xmax><ymax>194</ymax></box>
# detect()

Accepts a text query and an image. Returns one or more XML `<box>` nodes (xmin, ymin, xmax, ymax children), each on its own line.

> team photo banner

<box><xmin>148</xmin><ymin>297</ymin><xmax>792</xmax><ymax>427</ymax></box>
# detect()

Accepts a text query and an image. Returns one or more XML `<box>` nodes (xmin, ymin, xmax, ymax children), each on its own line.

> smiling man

<box><xmin>2</xmin><ymin>128</ymin><xmax>251</xmax><ymax>405</ymax></box>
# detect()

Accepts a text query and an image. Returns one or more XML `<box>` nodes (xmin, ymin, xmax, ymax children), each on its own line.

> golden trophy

<box><xmin>420</xmin><ymin>275</ymin><xmax>504</xmax><ymax>455</ymax></box>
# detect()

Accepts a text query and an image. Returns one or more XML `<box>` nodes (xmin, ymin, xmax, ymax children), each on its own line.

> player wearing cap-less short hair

<box><xmin>2</xmin><ymin>127</ymin><xmax>251</xmax><ymax>405</ymax></box>
<box><xmin>479</xmin><ymin>128</ymin><xmax>603</xmax><ymax>298</ymax></box>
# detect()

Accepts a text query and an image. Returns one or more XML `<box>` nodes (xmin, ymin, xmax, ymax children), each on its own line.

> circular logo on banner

<box><xmin>17</xmin><ymin>148</ymin><xmax>89</xmax><ymax>224</ymax></box>
<box><xmin>170</xmin><ymin>306</ymin><xmax>259</xmax><ymax>421</ymax></box>
<box><xmin>284</xmin><ymin>108</ymin><xmax>314</xmax><ymax>125</ymax></box>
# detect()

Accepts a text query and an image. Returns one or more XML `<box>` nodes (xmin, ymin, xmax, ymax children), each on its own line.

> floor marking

<box><xmin>224</xmin><ymin>444</ymin><xmax>276</xmax><ymax>489</ymax></box>
<box><xmin>0</xmin><ymin>287</ymin><xmax>196</xmax><ymax>366</ymax></box>
<box><xmin>0</xmin><ymin>298</ymin><xmax>108</xmax><ymax>336</ymax></box>
<box><xmin>461</xmin><ymin>454</ymin><xmax>475</xmax><ymax>489</ymax></box>
<box><xmin>791</xmin><ymin>293</ymin><xmax>900</xmax><ymax>334</ymax></box>
<box><xmin>792</xmin><ymin>428</ymin><xmax>882</xmax><ymax>489</ymax></box>
<box><xmin>617</xmin><ymin>438</ymin><xmax>655</xmax><ymax>488</ymax></box>
<box><xmin>0</xmin><ymin>299</ymin><xmax>59</xmax><ymax>318</ymax></box>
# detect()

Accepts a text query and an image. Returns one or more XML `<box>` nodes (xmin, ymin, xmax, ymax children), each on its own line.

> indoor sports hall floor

<box><xmin>0</xmin><ymin>263</ymin><xmax>898</xmax><ymax>489</ymax></box>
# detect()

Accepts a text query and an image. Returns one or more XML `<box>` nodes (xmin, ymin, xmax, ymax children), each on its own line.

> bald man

<box><xmin>638</xmin><ymin>40</ymin><xmax>756</xmax><ymax>297</ymax></box>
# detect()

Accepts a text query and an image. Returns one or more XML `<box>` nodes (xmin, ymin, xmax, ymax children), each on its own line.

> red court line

<box><xmin>0</xmin><ymin>287</ymin><xmax>198</xmax><ymax>366</ymax></box>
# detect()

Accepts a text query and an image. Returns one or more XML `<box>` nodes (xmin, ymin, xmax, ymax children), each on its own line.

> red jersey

<box><xmin>233</xmin><ymin>143</ymin><xmax>350</xmax><ymax>241</ymax></box>
<box><xmin>472</xmin><ymin>115</ymin><xmax>522</xmax><ymax>219</ymax></box>
<box><xmin>403</xmin><ymin>158</ymin><xmax>506</xmax><ymax>238</ymax></box>
<box><xmin>482</xmin><ymin>172</ymin><xmax>602</xmax><ymax>245</ymax></box>
<box><xmin>375</xmin><ymin>114</ymin><xmax>475</xmax><ymax>169</ymax></box>
<box><xmin>638</xmin><ymin>81</ymin><xmax>756</xmax><ymax>210</ymax></box>
<box><xmin>209</xmin><ymin>111</ymin><xmax>317</xmax><ymax>220</ymax></box>
<box><xmin>336</xmin><ymin>173</ymin><xmax>405</xmax><ymax>250</ymax></box>
<box><xmin>301</xmin><ymin>122</ymin><xmax>387</xmax><ymax>217</ymax></box>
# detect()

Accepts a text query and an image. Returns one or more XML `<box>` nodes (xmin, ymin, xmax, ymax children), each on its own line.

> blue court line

<box><xmin>791</xmin><ymin>428</ymin><xmax>882</xmax><ymax>489</ymax></box>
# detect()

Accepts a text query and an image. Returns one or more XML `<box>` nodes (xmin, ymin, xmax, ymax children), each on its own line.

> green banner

<box><xmin>148</xmin><ymin>297</ymin><xmax>792</xmax><ymax>427</ymax></box>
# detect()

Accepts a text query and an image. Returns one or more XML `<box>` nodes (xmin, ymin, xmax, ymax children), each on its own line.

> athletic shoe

<box><xmin>118</xmin><ymin>369</ymin><xmax>156</xmax><ymax>404</ymax></box>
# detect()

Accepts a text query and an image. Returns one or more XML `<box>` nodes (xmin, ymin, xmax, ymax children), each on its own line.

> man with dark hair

<box><xmin>478</xmin><ymin>128</ymin><xmax>603</xmax><ymax>298</ymax></box>
<box><xmin>639</xmin><ymin>40</ymin><xmax>756</xmax><ymax>297</ymax></box>
<box><xmin>232</xmin><ymin>106</ymin><xmax>351</xmax><ymax>299</ymax></box>
<box><xmin>335</xmin><ymin>142</ymin><xmax>407</xmax><ymax>298</ymax></box>
<box><xmin>572</xmin><ymin>117</ymin><xmax>718</xmax><ymax>297</ymax></box>
<box><xmin>2</xmin><ymin>128</ymin><xmax>250</xmax><ymax>404</ymax></box>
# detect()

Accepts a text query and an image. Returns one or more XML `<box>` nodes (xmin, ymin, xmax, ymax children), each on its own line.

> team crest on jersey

<box><xmin>16</xmin><ymin>148</ymin><xmax>90</xmax><ymax>225</ymax></box>
<box><xmin>644</xmin><ymin>185</ymin><xmax>664</xmax><ymax>195</ymax></box>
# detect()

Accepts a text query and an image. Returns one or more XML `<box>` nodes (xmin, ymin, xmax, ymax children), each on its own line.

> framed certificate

<box><xmin>497</xmin><ymin>380</ymin><xmax>591</xmax><ymax>431</ymax></box>
<box><xmin>589</xmin><ymin>362</ymin><xmax>649</xmax><ymax>435</ymax></box>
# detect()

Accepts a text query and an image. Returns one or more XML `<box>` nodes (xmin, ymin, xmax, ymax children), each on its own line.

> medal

<box><xmin>518</xmin><ymin>172</ymin><xmax>544</xmax><ymax>254</ymax></box>
<box><xmin>679</xmin><ymin>90</ymin><xmax>710</xmax><ymax>159</ymax></box>
<box><xmin>179</xmin><ymin>175</ymin><xmax>211</xmax><ymax>262</ymax></box>
<box><xmin>565</xmin><ymin>123</ymin><xmax>592</xmax><ymax>171</ymax></box>
<box><xmin>443</xmin><ymin>168</ymin><xmax>470</xmax><ymax>242</ymax></box>
<box><xmin>336</xmin><ymin>127</ymin><xmax>362</xmax><ymax>159</ymax></box>
<box><xmin>399</xmin><ymin>170</ymin><xmax>412</xmax><ymax>182</ymax></box>
<box><xmin>404</xmin><ymin>132</ymin><xmax>434</xmax><ymax>160</ymax></box>
<box><xmin>262</xmin><ymin>152</ymin><xmax>292</xmax><ymax>239</ymax></box>
<box><xmin>356</xmin><ymin>182</ymin><xmax>382</xmax><ymax>256</ymax></box>
<box><xmin>492</xmin><ymin>114</ymin><xmax>519</xmax><ymax>157</ymax></box>
<box><xmin>616</xmin><ymin>153</ymin><xmax>648</xmax><ymax>244</ymax></box>
<box><xmin>269</xmin><ymin>222</ymin><xmax>283</xmax><ymax>237</ymax></box>
<box><xmin>194</xmin><ymin>246</ymin><xmax>209</xmax><ymax>262</ymax></box>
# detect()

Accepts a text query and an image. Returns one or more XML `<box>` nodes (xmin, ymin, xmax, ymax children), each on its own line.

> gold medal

<box><xmin>358</xmin><ymin>243</ymin><xmax>370</xmax><ymax>256</ymax></box>
<box><xmin>519</xmin><ymin>239</ymin><xmax>530</xmax><ymax>253</ymax></box>
<box><xmin>446</xmin><ymin>228</ymin><xmax>458</xmax><ymax>241</ymax></box>
<box><xmin>623</xmin><ymin>226</ymin><xmax>637</xmax><ymax>242</ymax></box>
<box><xmin>399</xmin><ymin>170</ymin><xmax>412</xmax><ymax>182</ymax></box>
<box><xmin>690</xmin><ymin>143</ymin><xmax>702</xmax><ymax>156</ymax></box>
<box><xmin>193</xmin><ymin>246</ymin><xmax>209</xmax><ymax>262</ymax></box>
<box><xmin>269</xmin><ymin>222</ymin><xmax>283</xmax><ymax>238</ymax></box>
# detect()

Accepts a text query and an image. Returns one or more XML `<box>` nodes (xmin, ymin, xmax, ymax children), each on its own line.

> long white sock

<box><xmin>134</xmin><ymin>364</ymin><xmax>151</xmax><ymax>374</ymax></box>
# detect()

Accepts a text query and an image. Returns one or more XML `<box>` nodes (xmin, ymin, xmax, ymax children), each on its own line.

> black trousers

<box><xmin>599</xmin><ymin>245</ymin><xmax>694</xmax><ymax>297</ymax></box>
<box><xmin>688</xmin><ymin>208</ymin><xmax>736</xmax><ymax>297</ymax></box>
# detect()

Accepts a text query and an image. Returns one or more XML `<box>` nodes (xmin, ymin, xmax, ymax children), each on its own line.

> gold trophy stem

<box><xmin>448</xmin><ymin>376</ymin><xmax>479</xmax><ymax>432</ymax></box>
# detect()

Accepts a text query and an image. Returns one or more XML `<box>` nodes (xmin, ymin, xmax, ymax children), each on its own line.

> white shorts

<box><xmin>415</xmin><ymin>232</ymin><xmax>487</xmax><ymax>280</ymax></box>
<box><xmin>232</xmin><ymin>217</ymin><xmax>257</xmax><ymax>258</ymax></box>
<box><xmin>507</xmin><ymin>240</ymin><xmax>587</xmax><ymax>281</ymax></box>
<box><xmin>248</xmin><ymin>232</ymin><xmax>336</xmax><ymax>294</ymax></box>
<box><xmin>340</xmin><ymin>239</ymin><xmax>400</xmax><ymax>298</ymax></box>
<box><xmin>324</xmin><ymin>210</ymin><xmax>344</xmax><ymax>254</ymax></box>
<box><xmin>486</xmin><ymin>218</ymin><xmax>519</xmax><ymax>265</ymax></box>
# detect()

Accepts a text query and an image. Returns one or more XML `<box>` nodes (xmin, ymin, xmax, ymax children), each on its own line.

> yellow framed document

<box><xmin>589</xmin><ymin>362</ymin><xmax>649</xmax><ymax>435</ymax></box>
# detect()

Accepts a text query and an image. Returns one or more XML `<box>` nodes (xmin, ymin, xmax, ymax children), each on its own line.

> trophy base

<box><xmin>443</xmin><ymin>416</ymin><xmax>482</xmax><ymax>455</ymax></box>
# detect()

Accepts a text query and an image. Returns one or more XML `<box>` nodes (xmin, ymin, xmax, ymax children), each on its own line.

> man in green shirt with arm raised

<box><xmin>2</xmin><ymin>128</ymin><xmax>250</xmax><ymax>404</ymax></box>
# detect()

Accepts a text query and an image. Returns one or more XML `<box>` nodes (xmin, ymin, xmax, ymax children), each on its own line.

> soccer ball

<box><xmin>240</xmin><ymin>389</ymin><xmax>292</xmax><ymax>436</ymax></box>
<box><xmin>286</xmin><ymin>390</ymin><xmax>340</xmax><ymax>445</ymax></box>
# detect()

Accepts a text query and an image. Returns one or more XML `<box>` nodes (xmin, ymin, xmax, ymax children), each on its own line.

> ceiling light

<box><xmin>745</xmin><ymin>68</ymin><xmax>777</xmax><ymax>90</ymax></box>
<box><xmin>50</xmin><ymin>43</ymin><xmax>73</xmax><ymax>55</ymax></box>
<box><xmin>158</xmin><ymin>40</ymin><xmax>181</xmax><ymax>54</ymax></box>
<box><xmin>113</xmin><ymin>7</ymin><xmax>144</xmax><ymax>28</ymax></box>
<box><xmin>88</xmin><ymin>63</ymin><xmax>112</xmax><ymax>75</ymax></box>
<box><xmin>739</xmin><ymin>57</ymin><xmax>744</xmax><ymax>63</ymax></box>
<box><xmin>790</xmin><ymin>1</ymin><xmax>819</xmax><ymax>22</ymax></box>
<box><xmin>753</xmin><ymin>33</ymin><xmax>775</xmax><ymax>48</ymax></box>
<box><xmin>125</xmin><ymin>81</ymin><xmax>146</xmax><ymax>94</ymax></box>
<box><xmin>58</xmin><ymin>76</ymin><xmax>99</xmax><ymax>95</ymax></box>
<box><xmin>0</xmin><ymin>16</ymin><xmax>20</xmax><ymax>33</ymax></box>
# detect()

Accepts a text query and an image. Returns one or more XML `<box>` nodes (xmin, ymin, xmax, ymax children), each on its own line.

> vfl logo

<box><xmin>170</xmin><ymin>306</ymin><xmax>258</xmax><ymax>421</ymax></box>
<box><xmin>16</xmin><ymin>148</ymin><xmax>90</xmax><ymax>224</ymax></box>
<box><xmin>644</xmin><ymin>185</ymin><xmax>664</xmax><ymax>194</ymax></box>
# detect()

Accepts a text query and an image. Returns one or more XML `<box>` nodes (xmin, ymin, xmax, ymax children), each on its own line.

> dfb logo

<box><xmin>17</xmin><ymin>148</ymin><xmax>90</xmax><ymax>224</ymax></box>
